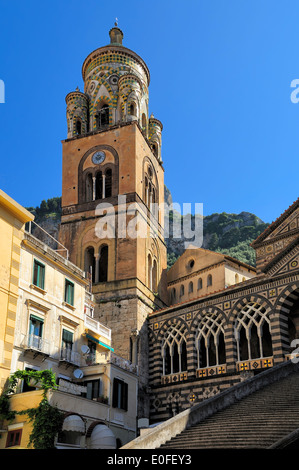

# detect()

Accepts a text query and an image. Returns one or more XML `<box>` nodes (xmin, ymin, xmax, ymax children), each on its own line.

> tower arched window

<box><xmin>129</xmin><ymin>102</ymin><xmax>137</xmax><ymax>117</ymax></box>
<box><xmin>144</xmin><ymin>176</ymin><xmax>148</xmax><ymax>206</ymax></box>
<box><xmin>148</xmin><ymin>254</ymin><xmax>152</xmax><ymax>290</ymax></box>
<box><xmin>96</xmin><ymin>104</ymin><xmax>109</xmax><ymax>128</ymax></box>
<box><xmin>196</xmin><ymin>311</ymin><xmax>226</xmax><ymax>369</ymax></box>
<box><xmin>188</xmin><ymin>281</ymin><xmax>193</xmax><ymax>294</ymax></box>
<box><xmin>143</xmin><ymin>164</ymin><xmax>158</xmax><ymax>217</ymax></box>
<box><xmin>152</xmin><ymin>259</ymin><xmax>158</xmax><ymax>293</ymax></box>
<box><xmin>98</xmin><ymin>245</ymin><xmax>108</xmax><ymax>282</ymax></box>
<box><xmin>234</xmin><ymin>302</ymin><xmax>273</xmax><ymax>362</ymax></box>
<box><xmin>75</xmin><ymin>119</ymin><xmax>82</xmax><ymax>135</ymax></box>
<box><xmin>151</xmin><ymin>143</ymin><xmax>158</xmax><ymax>157</ymax></box>
<box><xmin>162</xmin><ymin>323</ymin><xmax>188</xmax><ymax>375</ymax></box>
<box><xmin>84</xmin><ymin>246</ymin><xmax>95</xmax><ymax>283</ymax></box>
<box><xmin>198</xmin><ymin>278</ymin><xmax>202</xmax><ymax>290</ymax></box>
<box><xmin>85</xmin><ymin>173</ymin><xmax>93</xmax><ymax>202</ymax></box>
<box><xmin>95</xmin><ymin>171</ymin><xmax>103</xmax><ymax>200</ymax></box>
<box><xmin>207</xmin><ymin>274</ymin><xmax>213</xmax><ymax>287</ymax></box>
<box><xmin>142</xmin><ymin>113</ymin><xmax>147</xmax><ymax>131</ymax></box>
<box><xmin>105</xmin><ymin>169</ymin><xmax>112</xmax><ymax>198</ymax></box>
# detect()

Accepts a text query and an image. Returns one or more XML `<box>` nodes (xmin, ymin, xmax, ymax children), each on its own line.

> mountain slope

<box><xmin>25</xmin><ymin>190</ymin><xmax>269</xmax><ymax>269</ymax></box>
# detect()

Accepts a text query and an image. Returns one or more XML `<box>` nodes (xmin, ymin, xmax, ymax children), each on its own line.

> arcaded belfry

<box><xmin>59</xmin><ymin>24</ymin><xmax>168</xmax><ymax>421</ymax></box>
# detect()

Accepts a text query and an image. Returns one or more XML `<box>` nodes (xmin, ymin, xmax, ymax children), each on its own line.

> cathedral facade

<box><xmin>148</xmin><ymin>198</ymin><xmax>299</xmax><ymax>422</ymax></box>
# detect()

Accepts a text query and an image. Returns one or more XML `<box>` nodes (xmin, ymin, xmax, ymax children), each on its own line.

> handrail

<box><xmin>26</xmin><ymin>220</ymin><xmax>69</xmax><ymax>259</ymax></box>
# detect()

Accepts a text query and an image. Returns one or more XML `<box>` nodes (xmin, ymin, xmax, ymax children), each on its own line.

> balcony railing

<box><xmin>110</xmin><ymin>352</ymin><xmax>138</xmax><ymax>375</ymax></box>
<box><xmin>84</xmin><ymin>314</ymin><xmax>111</xmax><ymax>341</ymax></box>
<box><xmin>60</xmin><ymin>347</ymin><xmax>81</xmax><ymax>366</ymax></box>
<box><xmin>21</xmin><ymin>334</ymin><xmax>50</xmax><ymax>356</ymax></box>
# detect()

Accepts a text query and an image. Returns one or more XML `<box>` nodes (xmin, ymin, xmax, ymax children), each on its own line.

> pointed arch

<box><xmin>234</xmin><ymin>302</ymin><xmax>273</xmax><ymax>362</ymax></box>
<box><xmin>195</xmin><ymin>309</ymin><xmax>227</xmax><ymax>369</ymax></box>
<box><xmin>160</xmin><ymin>320</ymin><xmax>189</xmax><ymax>375</ymax></box>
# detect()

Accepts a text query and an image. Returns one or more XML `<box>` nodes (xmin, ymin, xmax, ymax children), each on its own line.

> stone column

<box><xmin>102</xmin><ymin>174</ymin><xmax>106</xmax><ymax>199</ymax></box>
<box><xmin>92</xmin><ymin>176</ymin><xmax>96</xmax><ymax>201</ymax></box>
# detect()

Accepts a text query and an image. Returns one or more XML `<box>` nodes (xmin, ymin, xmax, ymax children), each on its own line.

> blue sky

<box><xmin>0</xmin><ymin>0</ymin><xmax>299</xmax><ymax>224</ymax></box>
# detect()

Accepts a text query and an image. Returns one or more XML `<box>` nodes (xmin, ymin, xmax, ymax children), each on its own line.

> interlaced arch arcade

<box><xmin>234</xmin><ymin>302</ymin><xmax>273</xmax><ymax>368</ymax></box>
<box><xmin>148</xmin><ymin>199</ymin><xmax>299</xmax><ymax>422</ymax></box>
<box><xmin>161</xmin><ymin>322</ymin><xmax>188</xmax><ymax>376</ymax></box>
<box><xmin>195</xmin><ymin>310</ymin><xmax>226</xmax><ymax>371</ymax></box>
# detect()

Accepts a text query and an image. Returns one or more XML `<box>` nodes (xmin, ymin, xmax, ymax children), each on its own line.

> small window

<box><xmin>112</xmin><ymin>378</ymin><xmax>128</xmax><ymax>411</ymax></box>
<box><xmin>189</xmin><ymin>281</ymin><xmax>193</xmax><ymax>294</ymax></box>
<box><xmin>64</xmin><ymin>279</ymin><xmax>74</xmax><ymax>306</ymax></box>
<box><xmin>28</xmin><ymin>314</ymin><xmax>44</xmax><ymax>350</ymax></box>
<box><xmin>6</xmin><ymin>429</ymin><xmax>22</xmax><ymax>448</ymax></box>
<box><xmin>129</xmin><ymin>102</ymin><xmax>136</xmax><ymax>116</ymax></box>
<box><xmin>84</xmin><ymin>379</ymin><xmax>102</xmax><ymax>400</ymax></box>
<box><xmin>62</xmin><ymin>329</ymin><xmax>73</xmax><ymax>349</ymax></box>
<box><xmin>198</xmin><ymin>278</ymin><xmax>203</xmax><ymax>290</ymax></box>
<box><xmin>207</xmin><ymin>274</ymin><xmax>213</xmax><ymax>287</ymax></box>
<box><xmin>180</xmin><ymin>285</ymin><xmax>184</xmax><ymax>297</ymax></box>
<box><xmin>33</xmin><ymin>259</ymin><xmax>45</xmax><ymax>290</ymax></box>
<box><xmin>75</xmin><ymin>120</ymin><xmax>82</xmax><ymax>135</ymax></box>
<box><xmin>96</xmin><ymin>104</ymin><xmax>109</xmax><ymax>128</ymax></box>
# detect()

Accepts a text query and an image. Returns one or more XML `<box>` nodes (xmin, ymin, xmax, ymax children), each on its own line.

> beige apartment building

<box><xmin>0</xmin><ymin>207</ymin><xmax>138</xmax><ymax>449</ymax></box>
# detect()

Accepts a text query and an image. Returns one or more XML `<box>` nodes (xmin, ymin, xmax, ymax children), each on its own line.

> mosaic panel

<box><xmin>236</xmin><ymin>357</ymin><xmax>273</xmax><ymax>372</ymax></box>
<box><xmin>196</xmin><ymin>364</ymin><xmax>227</xmax><ymax>379</ymax></box>
<box><xmin>161</xmin><ymin>372</ymin><xmax>188</xmax><ymax>385</ymax></box>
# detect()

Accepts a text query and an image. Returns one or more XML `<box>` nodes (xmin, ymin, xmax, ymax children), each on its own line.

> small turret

<box><xmin>65</xmin><ymin>87</ymin><xmax>89</xmax><ymax>138</ymax></box>
<box><xmin>148</xmin><ymin>114</ymin><xmax>163</xmax><ymax>162</ymax></box>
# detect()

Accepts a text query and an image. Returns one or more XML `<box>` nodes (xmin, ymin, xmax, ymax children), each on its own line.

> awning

<box><xmin>88</xmin><ymin>424</ymin><xmax>116</xmax><ymax>449</ymax></box>
<box><xmin>62</xmin><ymin>414</ymin><xmax>85</xmax><ymax>434</ymax></box>
<box><xmin>85</xmin><ymin>333</ymin><xmax>114</xmax><ymax>351</ymax></box>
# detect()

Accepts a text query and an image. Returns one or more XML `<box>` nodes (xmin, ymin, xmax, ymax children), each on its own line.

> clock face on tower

<box><xmin>92</xmin><ymin>151</ymin><xmax>106</xmax><ymax>164</ymax></box>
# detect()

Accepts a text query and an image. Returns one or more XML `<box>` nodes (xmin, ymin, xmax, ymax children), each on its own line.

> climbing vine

<box><xmin>0</xmin><ymin>369</ymin><xmax>64</xmax><ymax>449</ymax></box>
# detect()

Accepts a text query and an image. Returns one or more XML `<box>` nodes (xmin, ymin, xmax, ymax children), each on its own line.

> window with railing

<box><xmin>61</xmin><ymin>328</ymin><xmax>74</xmax><ymax>362</ymax></box>
<box><xmin>28</xmin><ymin>314</ymin><xmax>44</xmax><ymax>350</ymax></box>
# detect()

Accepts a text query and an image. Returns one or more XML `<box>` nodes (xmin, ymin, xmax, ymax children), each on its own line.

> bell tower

<box><xmin>59</xmin><ymin>25</ymin><xmax>168</xmax><ymax>418</ymax></box>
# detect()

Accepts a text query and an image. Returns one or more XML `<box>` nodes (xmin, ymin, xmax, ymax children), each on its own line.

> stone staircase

<box><xmin>161</xmin><ymin>371</ymin><xmax>299</xmax><ymax>449</ymax></box>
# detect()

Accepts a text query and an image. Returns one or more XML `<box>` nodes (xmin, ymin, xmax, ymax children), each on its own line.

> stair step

<box><xmin>158</xmin><ymin>371</ymin><xmax>299</xmax><ymax>449</ymax></box>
